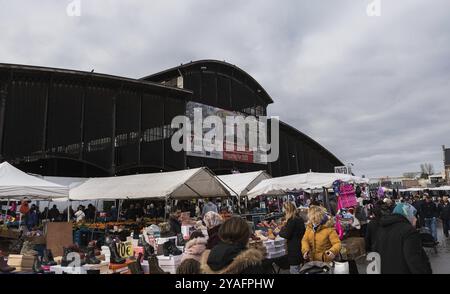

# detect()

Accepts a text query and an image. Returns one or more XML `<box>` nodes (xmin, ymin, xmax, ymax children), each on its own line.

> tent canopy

<box><xmin>217</xmin><ymin>171</ymin><xmax>272</xmax><ymax>197</ymax></box>
<box><xmin>69</xmin><ymin>167</ymin><xmax>231</xmax><ymax>201</ymax></box>
<box><xmin>0</xmin><ymin>162</ymin><xmax>69</xmax><ymax>200</ymax></box>
<box><xmin>429</xmin><ymin>186</ymin><xmax>450</xmax><ymax>191</ymax></box>
<box><xmin>247</xmin><ymin>172</ymin><xmax>368</xmax><ymax>199</ymax></box>
<box><xmin>44</xmin><ymin>176</ymin><xmax>87</xmax><ymax>189</ymax></box>
<box><xmin>399</xmin><ymin>187</ymin><xmax>424</xmax><ymax>193</ymax></box>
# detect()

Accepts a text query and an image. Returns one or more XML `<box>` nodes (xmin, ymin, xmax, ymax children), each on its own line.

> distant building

<box><xmin>444</xmin><ymin>146</ymin><xmax>450</xmax><ymax>184</ymax></box>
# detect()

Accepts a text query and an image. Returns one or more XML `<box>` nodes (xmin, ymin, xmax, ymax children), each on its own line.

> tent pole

<box><xmin>214</xmin><ymin>176</ymin><xmax>240</xmax><ymax>214</ymax></box>
<box><xmin>67</xmin><ymin>201</ymin><xmax>70</xmax><ymax>223</ymax></box>
<box><xmin>164</xmin><ymin>197</ymin><xmax>168</xmax><ymax>222</ymax></box>
<box><xmin>324</xmin><ymin>187</ymin><xmax>332</xmax><ymax>215</ymax></box>
<box><xmin>91</xmin><ymin>200</ymin><xmax>99</xmax><ymax>240</ymax></box>
<box><xmin>45</xmin><ymin>200</ymin><xmax>50</xmax><ymax>220</ymax></box>
<box><xmin>117</xmin><ymin>199</ymin><xmax>122</xmax><ymax>222</ymax></box>
<box><xmin>5</xmin><ymin>198</ymin><xmax>10</xmax><ymax>222</ymax></box>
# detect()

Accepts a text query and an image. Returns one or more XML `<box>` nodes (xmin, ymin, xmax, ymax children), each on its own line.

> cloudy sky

<box><xmin>1</xmin><ymin>0</ymin><xmax>449</xmax><ymax>178</ymax></box>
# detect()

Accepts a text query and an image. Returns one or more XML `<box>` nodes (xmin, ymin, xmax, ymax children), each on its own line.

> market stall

<box><xmin>217</xmin><ymin>171</ymin><xmax>271</xmax><ymax>197</ymax></box>
<box><xmin>246</xmin><ymin>172</ymin><xmax>369</xmax><ymax>266</ymax></box>
<box><xmin>69</xmin><ymin>167</ymin><xmax>230</xmax><ymax>201</ymax></box>
<box><xmin>0</xmin><ymin>162</ymin><xmax>69</xmax><ymax>200</ymax></box>
<box><xmin>247</xmin><ymin>172</ymin><xmax>368</xmax><ymax>199</ymax></box>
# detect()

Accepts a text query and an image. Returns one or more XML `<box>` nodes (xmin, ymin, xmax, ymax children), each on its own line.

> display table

<box><xmin>0</xmin><ymin>228</ymin><xmax>21</xmax><ymax>239</ymax></box>
<box><xmin>49</xmin><ymin>261</ymin><xmax>110</xmax><ymax>274</ymax></box>
<box><xmin>109</xmin><ymin>260</ymin><xmax>134</xmax><ymax>274</ymax></box>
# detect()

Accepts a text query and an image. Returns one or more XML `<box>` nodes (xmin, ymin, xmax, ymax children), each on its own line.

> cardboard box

<box><xmin>160</xmin><ymin>265</ymin><xmax>177</xmax><ymax>274</ymax></box>
<box><xmin>157</xmin><ymin>255</ymin><xmax>182</xmax><ymax>266</ymax></box>
<box><xmin>341</xmin><ymin>237</ymin><xmax>366</xmax><ymax>260</ymax></box>
<box><xmin>46</xmin><ymin>223</ymin><xmax>73</xmax><ymax>257</ymax></box>
<box><xmin>7</xmin><ymin>255</ymin><xmax>35</xmax><ymax>271</ymax></box>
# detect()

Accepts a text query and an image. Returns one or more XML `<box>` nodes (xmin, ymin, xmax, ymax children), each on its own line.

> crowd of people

<box><xmin>6</xmin><ymin>189</ymin><xmax>448</xmax><ymax>274</ymax></box>
<box><xmin>174</xmin><ymin>190</ymin><xmax>449</xmax><ymax>275</ymax></box>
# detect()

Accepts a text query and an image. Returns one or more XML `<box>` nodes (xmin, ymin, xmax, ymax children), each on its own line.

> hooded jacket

<box><xmin>374</xmin><ymin>214</ymin><xmax>432</xmax><ymax>274</ymax></box>
<box><xmin>200</xmin><ymin>242</ymin><xmax>265</xmax><ymax>274</ymax></box>
<box><xmin>181</xmin><ymin>237</ymin><xmax>208</xmax><ymax>262</ymax></box>
<box><xmin>301</xmin><ymin>217</ymin><xmax>341</xmax><ymax>262</ymax></box>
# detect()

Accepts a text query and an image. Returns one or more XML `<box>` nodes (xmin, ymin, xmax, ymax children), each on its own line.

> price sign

<box><xmin>116</xmin><ymin>241</ymin><xmax>133</xmax><ymax>258</ymax></box>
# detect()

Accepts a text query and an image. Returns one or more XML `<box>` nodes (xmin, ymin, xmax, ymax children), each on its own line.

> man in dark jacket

<box><xmin>374</xmin><ymin>203</ymin><xmax>432</xmax><ymax>274</ymax></box>
<box><xmin>438</xmin><ymin>196</ymin><xmax>450</xmax><ymax>238</ymax></box>
<box><xmin>48</xmin><ymin>205</ymin><xmax>60</xmax><ymax>222</ymax></box>
<box><xmin>421</xmin><ymin>196</ymin><xmax>438</xmax><ymax>241</ymax></box>
<box><xmin>125</xmin><ymin>204</ymin><xmax>137</xmax><ymax>221</ymax></box>
<box><xmin>412</xmin><ymin>197</ymin><xmax>423</xmax><ymax>227</ymax></box>
<box><xmin>365</xmin><ymin>202</ymin><xmax>392</xmax><ymax>253</ymax></box>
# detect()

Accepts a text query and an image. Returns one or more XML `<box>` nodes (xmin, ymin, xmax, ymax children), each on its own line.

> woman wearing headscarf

<box><xmin>374</xmin><ymin>203</ymin><xmax>432</xmax><ymax>274</ymax></box>
<box><xmin>203</xmin><ymin>211</ymin><xmax>223</xmax><ymax>249</ymax></box>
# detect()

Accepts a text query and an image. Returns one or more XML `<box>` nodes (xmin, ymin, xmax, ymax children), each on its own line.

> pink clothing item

<box><xmin>181</xmin><ymin>237</ymin><xmax>208</xmax><ymax>262</ymax></box>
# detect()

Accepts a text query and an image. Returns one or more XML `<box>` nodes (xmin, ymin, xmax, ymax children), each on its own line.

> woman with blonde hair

<box><xmin>279</xmin><ymin>201</ymin><xmax>305</xmax><ymax>274</ymax></box>
<box><xmin>301</xmin><ymin>206</ymin><xmax>341</xmax><ymax>263</ymax></box>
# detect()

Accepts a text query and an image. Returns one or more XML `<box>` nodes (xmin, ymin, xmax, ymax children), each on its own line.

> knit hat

<box><xmin>203</xmin><ymin>211</ymin><xmax>223</xmax><ymax>229</ymax></box>
<box><xmin>393</xmin><ymin>203</ymin><xmax>417</xmax><ymax>224</ymax></box>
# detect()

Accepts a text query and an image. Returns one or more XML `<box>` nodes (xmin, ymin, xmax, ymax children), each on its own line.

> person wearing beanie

<box><xmin>374</xmin><ymin>203</ymin><xmax>432</xmax><ymax>274</ymax></box>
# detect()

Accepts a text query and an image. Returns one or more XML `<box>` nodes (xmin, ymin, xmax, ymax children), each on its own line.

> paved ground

<box><xmin>426</xmin><ymin>223</ymin><xmax>450</xmax><ymax>274</ymax></box>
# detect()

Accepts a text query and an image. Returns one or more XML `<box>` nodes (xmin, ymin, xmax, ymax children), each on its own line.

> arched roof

<box><xmin>0</xmin><ymin>63</ymin><xmax>192</xmax><ymax>98</ymax></box>
<box><xmin>278</xmin><ymin>120</ymin><xmax>343</xmax><ymax>166</ymax></box>
<box><xmin>141</xmin><ymin>59</ymin><xmax>274</xmax><ymax>104</ymax></box>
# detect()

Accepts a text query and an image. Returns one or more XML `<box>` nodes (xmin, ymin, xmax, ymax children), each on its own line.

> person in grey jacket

<box><xmin>202</xmin><ymin>199</ymin><xmax>218</xmax><ymax>217</ymax></box>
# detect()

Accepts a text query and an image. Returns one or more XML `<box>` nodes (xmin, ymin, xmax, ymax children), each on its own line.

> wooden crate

<box><xmin>7</xmin><ymin>254</ymin><xmax>35</xmax><ymax>271</ymax></box>
<box><xmin>0</xmin><ymin>229</ymin><xmax>21</xmax><ymax>239</ymax></box>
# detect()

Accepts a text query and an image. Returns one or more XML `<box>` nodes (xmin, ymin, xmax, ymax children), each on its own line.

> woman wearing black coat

<box><xmin>279</xmin><ymin>202</ymin><xmax>305</xmax><ymax>274</ymax></box>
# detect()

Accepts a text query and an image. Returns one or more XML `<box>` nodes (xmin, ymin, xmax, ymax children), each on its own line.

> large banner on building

<box><xmin>185</xmin><ymin>102</ymin><xmax>267</xmax><ymax>164</ymax></box>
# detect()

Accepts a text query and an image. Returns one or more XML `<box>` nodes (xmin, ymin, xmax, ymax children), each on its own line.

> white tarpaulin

<box><xmin>0</xmin><ymin>162</ymin><xmax>69</xmax><ymax>199</ymax></box>
<box><xmin>429</xmin><ymin>186</ymin><xmax>450</xmax><ymax>191</ymax></box>
<box><xmin>44</xmin><ymin>176</ymin><xmax>87</xmax><ymax>189</ymax></box>
<box><xmin>69</xmin><ymin>167</ymin><xmax>231</xmax><ymax>201</ymax></box>
<box><xmin>247</xmin><ymin>172</ymin><xmax>369</xmax><ymax>199</ymax></box>
<box><xmin>399</xmin><ymin>188</ymin><xmax>424</xmax><ymax>193</ymax></box>
<box><xmin>217</xmin><ymin>171</ymin><xmax>272</xmax><ymax>197</ymax></box>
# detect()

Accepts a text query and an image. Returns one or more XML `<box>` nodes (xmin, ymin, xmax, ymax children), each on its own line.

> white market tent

<box><xmin>399</xmin><ymin>187</ymin><xmax>424</xmax><ymax>193</ymax></box>
<box><xmin>0</xmin><ymin>162</ymin><xmax>68</xmax><ymax>200</ymax></box>
<box><xmin>429</xmin><ymin>186</ymin><xmax>450</xmax><ymax>191</ymax></box>
<box><xmin>217</xmin><ymin>171</ymin><xmax>272</xmax><ymax>197</ymax></box>
<box><xmin>44</xmin><ymin>176</ymin><xmax>87</xmax><ymax>189</ymax></box>
<box><xmin>247</xmin><ymin>172</ymin><xmax>369</xmax><ymax>199</ymax></box>
<box><xmin>69</xmin><ymin>167</ymin><xmax>231</xmax><ymax>201</ymax></box>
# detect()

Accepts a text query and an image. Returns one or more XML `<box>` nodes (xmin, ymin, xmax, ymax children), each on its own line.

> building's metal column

<box><xmin>0</xmin><ymin>83</ymin><xmax>7</xmax><ymax>161</ymax></box>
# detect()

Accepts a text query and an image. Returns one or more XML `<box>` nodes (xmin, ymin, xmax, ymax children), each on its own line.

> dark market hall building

<box><xmin>0</xmin><ymin>60</ymin><xmax>343</xmax><ymax>178</ymax></box>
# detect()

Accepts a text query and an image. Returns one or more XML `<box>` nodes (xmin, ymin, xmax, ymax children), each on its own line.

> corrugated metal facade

<box><xmin>0</xmin><ymin>60</ymin><xmax>343</xmax><ymax>177</ymax></box>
